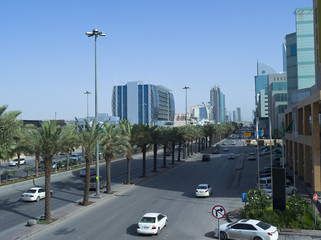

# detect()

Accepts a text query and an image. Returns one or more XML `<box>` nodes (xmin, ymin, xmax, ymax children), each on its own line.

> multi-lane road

<box><xmin>0</xmin><ymin>139</ymin><xmax>318</xmax><ymax>239</ymax></box>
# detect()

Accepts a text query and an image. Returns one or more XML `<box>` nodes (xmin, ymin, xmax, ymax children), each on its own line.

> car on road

<box><xmin>263</xmin><ymin>184</ymin><xmax>297</xmax><ymax>197</ymax></box>
<box><xmin>222</xmin><ymin>141</ymin><xmax>227</xmax><ymax>145</ymax></box>
<box><xmin>228</xmin><ymin>153</ymin><xmax>236</xmax><ymax>159</ymax></box>
<box><xmin>202</xmin><ymin>154</ymin><xmax>210</xmax><ymax>162</ymax></box>
<box><xmin>21</xmin><ymin>187</ymin><xmax>53</xmax><ymax>202</ymax></box>
<box><xmin>212</xmin><ymin>147</ymin><xmax>219</xmax><ymax>154</ymax></box>
<box><xmin>214</xmin><ymin>219</ymin><xmax>278</xmax><ymax>240</ymax></box>
<box><xmin>248</xmin><ymin>153</ymin><xmax>256</xmax><ymax>160</ymax></box>
<box><xmin>89</xmin><ymin>176</ymin><xmax>107</xmax><ymax>190</ymax></box>
<box><xmin>80</xmin><ymin>167</ymin><xmax>96</xmax><ymax>177</ymax></box>
<box><xmin>137</xmin><ymin>213</ymin><xmax>168</xmax><ymax>235</ymax></box>
<box><xmin>195</xmin><ymin>184</ymin><xmax>212</xmax><ymax>197</ymax></box>
<box><xmin>258</xmin><ymin>176</ymin><xmax>291</xmax><ymax>188</ymax></box>
<box><xmin>231</xmin><ymin>140</ymin><xmax>236</xmax><ymax>145</ymax></box>
<box><xmin>223</xmin><ymin>147</ymin><xmax>229</xmax><ymax>152</ymax></box>
<box><xmin>9</xmin><ymin>158</ymin><xmax>26</xmax><ymax>166</ymax></box>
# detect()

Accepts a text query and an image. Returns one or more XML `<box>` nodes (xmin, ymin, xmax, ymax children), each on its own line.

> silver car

<box><xmin>215</xmin><ymin>219</ymin><xmax>278</xmax><ymax>240</ymax></box>
<box><xmin>9</xmin><ymin>158</ymin><xmax>26</xmax><ymax>166</ymax></box>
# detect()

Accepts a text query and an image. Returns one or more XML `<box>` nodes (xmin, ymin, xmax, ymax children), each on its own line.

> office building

<box><xmin>267</xmin><ymin>73</ymin><xmax>287</xmax><ymax>138</ymax></box>
<box><xmin>284</xmin><ymin>3</ymin><xmax>320</xmax><ymax>196</ymax></box>
<box><xmin>112</xmin><ymin>81</ymin><xmax>175</xmax><ymax>126</ymax></box>
<box><xmin>236</xmin><ymin>107</ymin><xmax>241</xmax><ymax>122</ymax></box>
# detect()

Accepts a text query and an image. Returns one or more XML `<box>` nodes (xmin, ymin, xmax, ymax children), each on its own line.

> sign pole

<box><xmin>218</xmin><ymin>218</ymin><xmax>220</xmax><ymax>240</ymax></box>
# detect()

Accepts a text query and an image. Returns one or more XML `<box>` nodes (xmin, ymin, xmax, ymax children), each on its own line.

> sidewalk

<box><xmin>1</xmin><ymin>152</ymin><xmax>202</xmax><ymax>240</ymax></box>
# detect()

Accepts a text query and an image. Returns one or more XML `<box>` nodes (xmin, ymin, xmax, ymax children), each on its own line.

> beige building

<box><xmin>284</xmin><ymin>1</ymin><xmax>321</xmax><ymax>196</ymax></box>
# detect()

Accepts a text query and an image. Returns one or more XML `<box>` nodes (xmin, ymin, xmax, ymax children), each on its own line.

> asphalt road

<box><xmin>19</xmin><ymin>139</ymin><xmax>277</xmax><ymax>240</ymax></box>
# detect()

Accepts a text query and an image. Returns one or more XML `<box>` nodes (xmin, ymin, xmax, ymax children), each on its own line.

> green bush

<box><xmin>241</xmin><ymin>189</ymin><xmax>271</xmax><ymax>219</ymax></box>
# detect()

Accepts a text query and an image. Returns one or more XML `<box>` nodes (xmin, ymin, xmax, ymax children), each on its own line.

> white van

<box><xmin>259</xmin><ymin>176</ymin><xmax>291</xmax><ymax>188</ymax></box>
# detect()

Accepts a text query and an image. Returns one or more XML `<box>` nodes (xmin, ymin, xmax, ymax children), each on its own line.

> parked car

<box><xmin>248</xmin><ymin>153</ymin><xmax>256</xmax><ymax>160</ymax></box>
<box><xmin>80</xmin><ymin>167</ymin><xmax>96</xmax><ymax>177</ymax></box>
<box><xmin>202</xmin><ymin>154</ymin><xmax>210</xmax><ymax>162</ymax></box>
<box><xmin>263</xmin><ymin>184</ymin><xmax>297</xmax><ymax>197</ymax></box>
<box><xmin>214</xmin><ymin>219</ymin><xmax>278</xmax><ymax>240</ymax></box>
<box><xmin>9</xmin><ymin>158</ymin><xmax>26</xmax><ymax>166</ymax></box>
<box><xmin>195</xmin><ymin>184</ymin><xmax>212</xmax><ymax>197</ymax></box>
<box><xmin>228</xmin><ymin>153</ymin><xmax>235</xmax><ymax>159</ymax></box>
<box><xmin>89</xmin><ymin>176</ymin><xmax>107</xmax><ymax>190</ymax></box>
<box><xmin>165</xmin><ymin>150</ymin><xmax>172</xmax><ymax>156</ymax></box>
<box><xmin>212</xmin><ymin>147</ymin><xmax>219</xmax><ymax>154</ymax></box>
<box><xmin>21</xmin><ymin>187</ymin><xmax>53</xmax><ymax>202</ymax></box>
<box><xmin>137</xmin><ymin>213</ymin><xmax>168</xmax><ymax>235</ymax></box>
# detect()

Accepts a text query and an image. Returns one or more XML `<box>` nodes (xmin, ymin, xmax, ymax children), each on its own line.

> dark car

<box><xmin>202</xmin><ymin>154</ymin><xmax>210</xmax><ymax>162</ymax></box>
<box><xmin>212</xmin><ymin>147</ymin><xmax>219</xmax><ymax>154</ymax></box>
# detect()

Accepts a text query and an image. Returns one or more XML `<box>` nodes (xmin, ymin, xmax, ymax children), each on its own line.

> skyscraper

<box><xmin>236</xmin><ymin>107</ymin><xmax>241</xmax><ymax>122</ymax></box>
<box><xmin>112</xmin><ymin>81</ymin><xmax>175</xmax><ymax>126</ymax></box>
<box><xmin>210</xmin><ymin>86</ymin><xmax>221</xmax><ymax>123</ymax></box>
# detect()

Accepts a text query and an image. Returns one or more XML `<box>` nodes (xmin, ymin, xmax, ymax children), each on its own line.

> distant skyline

<box><xmin>1</xmin><ymin>0</ymin><xmax>312</xmax><ymax>121</ymax></box>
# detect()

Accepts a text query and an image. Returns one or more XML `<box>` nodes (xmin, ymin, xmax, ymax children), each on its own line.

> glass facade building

<box><xmin>112</xmin><ymin>81</ymin><xmax>175</xmax><ymax>125</ymax></box>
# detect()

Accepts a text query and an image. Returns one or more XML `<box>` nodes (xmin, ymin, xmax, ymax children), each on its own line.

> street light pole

<box><xmin>183</xmin><ymin>86</ymin><xmax>190</xmax><ymax>126</ymax></box>
<box><xmin>84</xmin><ymin>91</ymin><xmax>91</xmax><ymax>119</ymax></box>
<box><xmin>86</xmin><ymin>29</ymin><xmax>105</xmax><ymax>197</ymax></box>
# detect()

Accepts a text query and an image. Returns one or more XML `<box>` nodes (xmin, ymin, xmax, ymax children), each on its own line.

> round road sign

<box><xmin>313</xmin><ymin>194</ymin><xmax>318</xmax><ymax>202</ymax></box>
<box><xmin>212</xmin><ymin>205</ymin><xmax>226</xmax><ymax>219</ymax></box>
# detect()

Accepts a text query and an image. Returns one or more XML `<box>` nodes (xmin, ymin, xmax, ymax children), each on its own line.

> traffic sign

<box><xmin>313</xmin><ymin>193</ymin><xmax>318</xmax><ymax>202</ymax></box>
<box><xmin>212</xmin><ymin>205</ymin><xmax>225</xmax><ymax>219</ymax></box>
<box><xmin>242</xmin><ymin>192</ymin><xmax>248</xmax><ymax>203</ymax></box>
<box><xmin>244</xmin><ymin>132</ymin><xmax>251</xmax><ymax>137</ymax></box>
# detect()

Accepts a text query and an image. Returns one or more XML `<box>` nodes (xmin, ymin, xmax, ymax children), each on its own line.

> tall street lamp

<box><xmin>86</xmin><ymin>28</ymin><xmax>105</xmax><ymax>196</ymax></box>
<box><xmin>183</xmin><ymin>86</ymin><xmax>190</xmax><ymax>126</ymax></box>
<box><xmin>83</xmin><ymin>91</ymin><xmax>91</xmax><ymax>119</ymax></box>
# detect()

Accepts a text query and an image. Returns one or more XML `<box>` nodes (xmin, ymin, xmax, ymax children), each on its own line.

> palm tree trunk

<box><xmin>142</xmin><ymin>146</ymin><xmax>146</xmax><ymax>177</ymax></box>
<box><xmin>183</xmin><ymin>142</ymin><xmax>186</xmax><ymax>159</ymax></box>
<box><xmin>178</xmin><ymin>142</ymin><xmax>181</xmax><ymax>161</ymax></box>
<box><xmin>153</xmin><ymin>143</ymin><xmax>157</xmax><ymax>172</ymax></box>
<box><xmin>0</xmin><ymin>160</ymin><xmax>2</xmax><ymax>185</ymax></box>
<box><xmin>66</xmin><ymin>152</ymin><xmax>70</xmax><ymax>170</ymax></box>
<box><xmin>44</xmin><ymin>158</ymin><xmax>52</xmax><ymax>221</ymax></box>
<box><xmin>126</xmin><ymin>155</ymin><xmax>131</xmax><ymax>184</ymax></box>
<box><xmin>83</xmin><ymin>157</ymin><xmax>91</xmax><ymax>206</ymax></box>
<box><xmin>35</xmin><ymin>153</ymin><xmax>39</xmax><ymax>177</ymax></box>
<box><xmin>106</xmin><ymin>158</ymin><xmax>111</xmax><ymax>193</ymax></box>
<box><xmin>198</xmin><ymin>138</ymin><xmax>201</xmax><ymax>152</ymax></box>
<box><xmin>187</xmin><ymin>141</ymin><xmax>190</xmax><ymax>157</ymax></box>
<box><xmin>17</xmin><ymin>153</ymin><xmax>21</xmax><ymax>169</ymax></box>
<box><xmin>171</xmin><ymin>142</ymin><xmax>175</xmax><ymax>165</ymax></box>
<box><xmin>163</xmin><ymin>146</ymin><xmax>167</xmax><ymax>168</ymax></box>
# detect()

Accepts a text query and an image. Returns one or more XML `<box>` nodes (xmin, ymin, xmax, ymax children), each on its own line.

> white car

<box><xmin>9</xmin><ymin>158</ymin><xmax>26</xmax><ymax>166</ymax></box>
<box><xmin>215</xmin><ymin>219</ymin><xmax>278</xmax><ymax>240</ymax></box>
<box><xmin>195</xmin><ymin>184</ymin><xmax>212</xmax><ymax>197</ymax></box>
<box><xmin>21</xmin><ymin>187</ymin><xmax>53</xmax><ymax>202</ymax></box>
<box><xmin>228</xmin><ymin>153</ymin><xmax>236</xmax><ymax>159</ymax></box>
<box><xmin>137</xmin><ymin>213</ymin><xmax>167</xmax><ymax>235</ymax></box>
<box><xmin>263</xmin><ymin>185</ymin><xmax>297</xmax><ymax>197</ymax></box>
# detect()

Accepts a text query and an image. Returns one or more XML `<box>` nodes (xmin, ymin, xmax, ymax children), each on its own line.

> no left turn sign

<box><xmin>212</xmin><ymin>205</ymin><xmax>226</xmax><ymax>219</ymax></box>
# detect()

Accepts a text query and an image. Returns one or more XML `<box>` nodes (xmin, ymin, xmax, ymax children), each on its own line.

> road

<box><xmin>20</xmin><ymin>139</ymin><xmax>275</xmax><ymax>239</ymax></box>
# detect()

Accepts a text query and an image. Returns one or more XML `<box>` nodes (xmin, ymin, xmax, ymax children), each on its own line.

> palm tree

<box><xmin>101</xmin><ymin>123</ymin><xmax>130</xmax><ymax>193</ymax></box>
<box><xmin>24</xmin><ymin>124</ymin><xmax>42</xmax><ymax>177</ymax></box>
<box><xmin>149</xmin><ymin>126</ymin><xmax>161</xmax><ymax>172</ymax></box>
<box><xmin>60</xmin><ymin>125</ymin><xmax>79</xmax><ymax>170</ymax></box>
<box><xmin>34</xmin><ymin>120</ymin><xmax>62</xmax><ymax>221</ymax></box>
<box><xmin>119</xmin><ymin>120</ymin><xmax>133</xmax><ymax>184</ymax></box>
<box><xmin>132</xmin><ymin>124</ymin><xmax>151</xmax><ymax>177</ymax></box>
<box><xmin>159</xmin><ymin>127</ymin><xmax>170</xmax><ymax>168</ymax></box>
<box><xmin>76</xmin><ymin>118</ymin><xmax>104</xmax><ymax>206</ymax></box>
<box><xmin>0</xmin><ymin>105</ymin><xmax>21</xmax><ymax>185</ymax></box>
<box><xmin>169</xmin><ymin>127</ymin><xmax>180</xmax><ymax>165</ymax></box>
<box><xmin>176</xmin><ymin>127</ymin><xmax>186</xmax><ymax>161</ymax></box>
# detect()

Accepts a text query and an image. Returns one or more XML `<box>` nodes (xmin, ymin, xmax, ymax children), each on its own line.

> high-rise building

<box><xmin>220</xmin><ymin>92</ymin><xmax>225</xmax><ymax>123</ymax></box>
<box><xmin>112</xmin><ymin>81</ymin><xmax>175</xmax><ymax>126</ymax></box>
<box><xmin>267</xmin><ymin>73</ymin><xmax>287</xmax><ymax>137</ymax></box>
<box><xmin>232</xmin><ymin>111</ymin><xmax>236</xmax><ymax>122</ymax></box>
<box><xmin>236</xmin><ymin>107</ymin><xmax>241</xmax><ymax>122</ymax></box>
<box><xmin>286</xmin><ymin>8</ymin><xmax>315</xmax><ymax>106</ymax></box>
<box><xmin>210</xmin><ymin>86</ymin><xmax>220</xmax><ymax>123</ymax></box>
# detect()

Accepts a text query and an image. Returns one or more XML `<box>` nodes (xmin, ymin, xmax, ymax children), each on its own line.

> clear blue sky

<box><xmin>1</xmin><ymin>0</ymin><xmax>312</xmax><ymax>121</ymax></box>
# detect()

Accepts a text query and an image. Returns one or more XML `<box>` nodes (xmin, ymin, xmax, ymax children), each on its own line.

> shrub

<box><xmin>241</xmin><ymin>189</ymin><xmax>271</xmax><ymax>219</ymax></box>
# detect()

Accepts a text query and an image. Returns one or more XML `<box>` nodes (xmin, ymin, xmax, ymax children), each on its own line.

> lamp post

<box><xmin>86</xmin><ymin>28</ymin><xmax>105</xmax><ymax>196</ymax></box>
<box><xmin>83</xmin><ymin>91</ymin><xmax>91</xmax><ymax>119</ymax></box>
<box><xmin>183</xmin><ymin>86</ymin><xmax>190</xmax><ymax>126</ymax></box>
